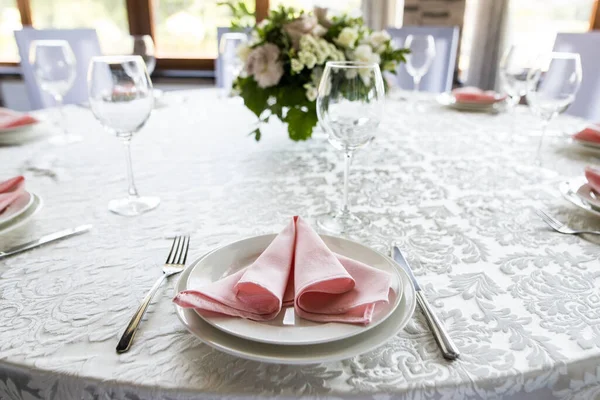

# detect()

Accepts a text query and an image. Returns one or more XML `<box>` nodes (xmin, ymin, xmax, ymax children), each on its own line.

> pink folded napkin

<box><xmin>0</xmin><ymin>176</ymin><xmax>25</xmax><ymax>213</ymax></box>
<box><xmin>573</xmin><ymin>125</ymin><xmax>600</xmax><ymax>144</ymax></box>
<box><xmin>174</xmin><ymin>216</ymin><xmax>393</xmax><ymax>325</ymax></box>
<box><xmin>585</xmin><ymin>166</ymin><xmax>600</xmax><ymax>193</ymax></box>
<box><xmin>452</xmin><ymin>86</ymin><xmax>506</xmax><ymax>104</ymax></box>
<box><xmin>0</xmin><ymin>108</ymin><xmax>38</xmax><ymax>130</ymax></box>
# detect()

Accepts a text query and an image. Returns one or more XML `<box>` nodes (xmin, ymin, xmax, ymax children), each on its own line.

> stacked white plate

<box><xmin>559</xmin><ymin>178</ymin><xmax>600</xmax><ymax>218</ymax></box>
<box><xmin>174</xmin><ymin>234</ymin><xmax>417</xmax><ymax>364</ymax></box>
<box><xmin>436</xmin><ymin>92</ymin><xmax>504</xmax><ymax>113</ymax></box>
<box><xmin>0</xmin><ymin>191</ymin><xmax>44</xmax><ymax>235</ymax></box>
<box><xmin>0</xmin><ymin>120</ymin><xmax>47</xmax><ymax>146</ymax></box>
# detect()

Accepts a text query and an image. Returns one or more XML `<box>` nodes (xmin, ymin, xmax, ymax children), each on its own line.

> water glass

<box><xmin>219</xmin><ymin>32</ymin><xmax>248</xmax><ymax>97</ymax></box>
<box><xmin>87</xmin><ymin>55</ymin><xmax>160</xmax><ymax>216</ymax></box>
<box><xmin>316</xmin><ymin>61</ymin><xmax>385</xmax><ymax>234</ymax></box>
<box><xmin>526</xmin><ymin>52</ymin><xmax>582</xmax><ymax>164</ymax></box>
<box><xmin>30</xmin><ymin>40</ymin><xmax>81</xmax><ymax>144</ymax></box>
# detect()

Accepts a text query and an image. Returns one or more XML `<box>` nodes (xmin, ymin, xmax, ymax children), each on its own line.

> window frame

<box><xmin>1</xmin><ymin>0</ymin><xmax>270</xmax><ymax>71</ymax></box>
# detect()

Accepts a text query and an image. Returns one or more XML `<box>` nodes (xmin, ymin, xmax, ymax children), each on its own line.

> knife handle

<box><xmin>416</xmin><ymin>291</ymin><xmax>460</xmax><ymax>360</ymax></box>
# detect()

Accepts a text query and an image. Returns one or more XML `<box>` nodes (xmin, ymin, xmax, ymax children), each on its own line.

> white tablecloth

<box><xmin>1</xmin><ymin>89</ymin><xmax>600</xmax><ymax>400</ymax></box>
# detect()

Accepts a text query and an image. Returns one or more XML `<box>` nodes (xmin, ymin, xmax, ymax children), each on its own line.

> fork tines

<box><xmin>166</xmin><ymin>236</ymin><xmax>190</xmax><ymax>265</ymax></box>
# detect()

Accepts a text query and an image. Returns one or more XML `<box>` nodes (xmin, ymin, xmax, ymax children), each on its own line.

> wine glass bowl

<box><xmin>130</xmin><ymin>35</ymin><xmax>156</xmax><ymax>75</ymax></box>
<box><xmin>219</xmin><ymin>32</ymin><xmax>248</xmax><ymax>97</ymax></box>
<box><xmin>403</xmin><ymin>34</ymin><xmax>436</xmax><ymax>92</ymax></box>
<box><xmin>316</xmin><ymin>61</ymin><xmax>385</xmax><ymax>234</ymax></box>
<box><xmin>88</xmin><ymin>55</ymin><xmax>159</xmax><ymax>216</ymax></box>
<box><xmin>30</xmin><ymin>40</ymin><xmax>81</xmax><ymax>144</ymax></box>
<box><xmin>526</xmin><ymin>52</ymin><xmax>582</xmax><ymax>163</ymax></box>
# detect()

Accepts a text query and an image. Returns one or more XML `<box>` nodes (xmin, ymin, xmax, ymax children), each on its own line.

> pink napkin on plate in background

<box><xmin>573</xmin><ymin>125</ymin><xmax>600</xmax><ymax>144</ymax></box>
<box><xmin>452</xmin><ymin>86</ymin><xmax>506</xmax><ymax>105</ymax></box>
<box><xmin>0</xmin><ymin>176</ymin><xmax>26</xmax><ymax>212</ymax></box>
<box><xmin>585</xmin><ymin>166</ymin><xmax>600</xmax><ymax>193</ymax></box>
<box><xmin>174</xmin><ymin>216</ymin><xmax>393</xmax><ymax>325</ymax></box>
<box><xmin>0</xmin><ymin>108</ymin><xmax>38</xmax><ymax>130</ymax></box>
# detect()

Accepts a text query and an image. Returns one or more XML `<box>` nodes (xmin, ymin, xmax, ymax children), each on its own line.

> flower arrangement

<box><xmin>233</xmin><ymin>6</ymin><xmax>409</xmax><ymax>141</ymax></box>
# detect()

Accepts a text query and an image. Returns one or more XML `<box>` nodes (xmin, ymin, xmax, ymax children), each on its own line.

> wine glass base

<box><xmin>317</xmin><ymin>211</ymin><xmax>364</xmax><ymax>234</ymax></box>
<box><xmin>108</xmin><ymin>196</ymin><xmax>160</xmax><ymax>217</ymax></box>
<box><xmin>49</xmin><ymin>134</ymin><xmax>82</xmax><ymax>145</ymax></box>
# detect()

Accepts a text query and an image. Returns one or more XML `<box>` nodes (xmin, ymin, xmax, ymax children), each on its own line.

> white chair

<box><xmin>553</xmin><ymin>32</ymin><xmax>600</xmax><ymax>121</ymax></box>
<box><xmin>14</xmin><ymin>28</ymin><xmax>102</xmax><ymax>110</ymax></box>
<box><xmin>387</xmin><ymin>26</ymin><xmax>459</xmax><ymax>93</ymax></box>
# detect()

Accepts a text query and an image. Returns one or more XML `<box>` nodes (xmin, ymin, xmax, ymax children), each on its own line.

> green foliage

<box><xmin>217</xmin><ymin>1</ymin><xmax>255</xmax><ymax>29</ymax></box>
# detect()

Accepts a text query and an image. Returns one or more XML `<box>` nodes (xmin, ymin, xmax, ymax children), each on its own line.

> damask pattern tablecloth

<box><xmin>1</xmin><ymin>90</ymin><xmax>600</xmax><ymax>400</ymax></box>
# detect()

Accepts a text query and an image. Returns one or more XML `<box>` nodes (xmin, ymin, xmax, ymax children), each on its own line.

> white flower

<box><xmin>352</xmin><ymin>44</ymin><xmax>381</xmax><ymax>65</ymax></box>
<box><xmin>304</xmin><ymin>84</ymin><xmax>318</xmax><ymax>101</ymax></box>
<box><xmin>283</xmin><ymin>16</ymin><xmax>318</xmax><ymax>48</ymax></box>
<box><xmin>291</xmin><ymin>58</ymin><xmax>304</xmax><ymax>73</ymax></box>
<box><xmin>335</xmin><ymin>27</ymin><xmax>359</xmax><ymax>48</ymax></box>
<box><xmin>345</xmin><ymin>69</ymin><xmax>358</xmax><ymax>79</ymax></box>
<box><xmin>245</xmin><ymin>43</ymin><xmax>284</xmax><ymax>88</ymax></box>
<box><xmin>237</xmin><ymin>43</ymin><xmax>252</xmax><ymax>63</ymax></box>
<box><xmin>369</xmin><ymin>30</ymin><xmax>391</xmax><ymax>54</ymax></box>
<box><xmin>298</xmin><ymin>50</ymin><xmax>317</xmax><ymax>69</ymax></box>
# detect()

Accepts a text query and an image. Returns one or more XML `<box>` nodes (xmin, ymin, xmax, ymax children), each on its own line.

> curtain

<box><xmin>361</xmin><ymin>0</ymin><xmax>399</xmax><ymax>30</ymax></box>
<box><xmin>464</xmin><ymin>0</ymin><xmax>509</xmax><ymax>90</ymax></box>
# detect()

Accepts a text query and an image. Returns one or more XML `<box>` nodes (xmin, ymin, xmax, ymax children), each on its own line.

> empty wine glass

<box><xmin>129</xmin><ymin>35</ymin><xmax>156</xmax><ymax>75</ymax></box>
<box><xmin>500</xmin><ymin>45</ymin><xmax>537</xmax><ymax>138</ymax></box>
<box><xmin>219</xmin><ymin>32</ymin><xmax>248</xmax><ymax>97</ymax></box>
<box><xmin>30</xmin><ymin>40</ymin><xmax>81</xmax><ymax>144</ymax></box>
<box><xmin>87</xmin><ymin>56</ymin><xmax>160</xmax><ymax>216</ymax></box>
<box><xmin>526</xmin><ymin>52</ymin><xmax>582</xmax><ymax>164</ymax></box>
<box><xmin>316</xmin><ymin>61</ymin><xmax>385</xmax><ymax>233</ymax></box>
<box><xmin>404</xmin><ymin>34</ymin><xmax>436</xmax><ymax>107</ymax></box>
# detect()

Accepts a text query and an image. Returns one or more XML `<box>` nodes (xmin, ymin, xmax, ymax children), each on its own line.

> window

<box><xmin>270</xmin><ymin>0</ymin><xmax>361</xmax><ymax>13</ymax></box>
<box><xmin>29</xmin><ymin>0</ymin><xmax>130</xmax><ymax>55</ymax></box>
<box><xmin>153</xmin><ymin>0</ymin><xmax>252</xmax><ymax>58</ymax></box>
<box><xmin>0</xmin><ymin>0</ymin><xmax>21</xmax><ymax>62</ymax></box>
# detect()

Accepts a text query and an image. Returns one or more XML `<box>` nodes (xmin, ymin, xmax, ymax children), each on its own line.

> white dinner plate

<box><xmin>0</xmin><ymin>191</ymin><xmax>33</xmax><ymax>225</ymax></box>
<box><xmin>0</xmin><ymin>192</ymin><xmax>43</xmax><ymax>234</ymax></box>
<box><xmin>185</xmin><ymin>234</ymin><xmax>403</xmax><ymax>346</ymax></box>
<box><xmin>0</xmin><ymin>124</ymin><xmax>48</xmax><ymax>145</ymax></box>
<box><xmin>572</xmin><ymin>137</ymin><xmax>600</xmax><ymax>150</ymax></box>
<box><xmin>436</xmin><ymin>92</ymin><xmax>499</xmax><ymax>112</ymax></box>
<box><xmin>559</xmin><ymin>178</ymin><xmax>600</xmax><ymax>218</ymax></box>
<box><xmin>174</xmin><ymin>248</ymin><xmax>416</xmax><ymax>364</ymax></box>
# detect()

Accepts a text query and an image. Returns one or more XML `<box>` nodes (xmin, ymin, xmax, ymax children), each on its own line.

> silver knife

<box><xmin>0</xmin><ymin>225</ymin><xmax>93</xmax><ymax>260</ymax></box>
<box><xmin>392</xmin><ymin>246</ymin><xmax>460</xmax><ymax>360</ymax></box>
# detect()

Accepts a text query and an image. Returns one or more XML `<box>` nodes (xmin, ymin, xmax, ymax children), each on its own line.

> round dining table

<box><xmin>1</xmin><ymin>89</ymin><xmax>600</xmax><ymax>400</ymax></box>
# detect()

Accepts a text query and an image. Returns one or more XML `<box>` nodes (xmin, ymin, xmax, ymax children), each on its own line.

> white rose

<box><xmin>335</xmin><ymin>27</ymin><xmax>359</xmax><ymax>48</ymax></box>
<box><xmin>305</xmin><ymin>84</ymin><xmax>318</xmax><ymax>102</ymax></box>
<box><xmin>352</xmin><ymin>44</ymin><xmax>380</xmax><ymax>64</ymax></box>
<box><xmin>369</xmin><ymin>31</ymin><xmax>391</xmax><ymax>54</ymax></box>
<box><xmin>312</xmin><ymin>24</ymin><xmax>328</xmax><ymax>37</ymax></box>
<box><xmin>245</xmin><ymin>43</ymin><xmax>284</xmax><ymax>88</ymax></box>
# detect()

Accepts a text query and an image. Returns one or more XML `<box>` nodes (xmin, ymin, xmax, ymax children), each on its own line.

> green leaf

<box><xmin>250</xmin><ymin>127</ymin><xmax>262</xmax><ymax>141</ymax></box>
<box><xmin>238</xmin><ymin>77</ymin><xmax>270</xmax><ymax>118</ymax></box>
<box><xmin>284</xmin><ymin>106</ymin><xmax>318</xmax><ymax>141</ymax></box>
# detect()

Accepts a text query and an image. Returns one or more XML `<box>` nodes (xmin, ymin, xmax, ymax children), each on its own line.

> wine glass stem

<box><xmin>123</xmin><ymin>139</ymin><xmax>139</xmax><ymax>198</ymax></box>
<box><xmin>414</xmin><ymin>77</ymin><xmax>421</xmax><ymax>92</ymax></box>
<box><xmin>536</xmin><ymin>117</ymin><xmax>551</xmax><ymax>162</ymax></box>
<box><xmin>341</xmin><ymin>151</ymin><xmax>353</xmax><ymax>214</ymax></box>
<box><xmin>55</xmin><ymin>95</ymin><xmax>67</xmax><ymax>136</ymax></box>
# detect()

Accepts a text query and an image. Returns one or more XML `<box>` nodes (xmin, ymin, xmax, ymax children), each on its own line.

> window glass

<box><xmin>0</xmin><ymin>0</ymin><xmax>22</xmax><ymax>62</ymax></box>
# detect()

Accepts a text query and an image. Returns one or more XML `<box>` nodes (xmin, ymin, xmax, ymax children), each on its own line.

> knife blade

<box><xmin>392</xmin><ymin>246</ymin><xmax>460</xmax><ymax>360</ymax></box>
<box><xmin>0</xmin><ymin>225</ymin><xmax>92</xmax><ymax>260</ymax></box>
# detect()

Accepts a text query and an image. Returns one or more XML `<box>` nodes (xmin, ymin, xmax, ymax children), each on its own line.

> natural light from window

<box><xmin>0</xmin><ymin>0</ymin><xmax>21</xmax><ymax>62</ymax></box>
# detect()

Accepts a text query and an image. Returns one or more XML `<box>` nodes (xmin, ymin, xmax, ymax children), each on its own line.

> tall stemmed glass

<box><xmin>316</xmin><ymin>61</ymin><xmax>385</xmax><ymax>234</ymax></box>
<box><xmin>404</xmin><ymin>34</ymin><xmax>436</xmax><ymax>104</ymax></box>
<box><xmin>129</xmin><ymin>35</ymin><xmax>156</xmax><ymax>75</ymax></box>
<box><xmin>526</xmin><ymin>52</ymin><xmax>582</xmax><ymax>164</ymax></box>
<box><xmin>499</xmin><ymin>45</ymin><xmax>536</xmax><ymax>138</ymax></box>
<box><xmin>219</xmin><ymin>32</ymin><xmax>248</xmax><ymax>97</ymax></box>
<box><xmin>87</xmin><ymin>56</ymin><xmax>160</xmax><ymax>216</ymax></box>
<box><xmin>30</xmin><ymin>40</ymin><xmax>81</xmax><ymax>144</ymax></box>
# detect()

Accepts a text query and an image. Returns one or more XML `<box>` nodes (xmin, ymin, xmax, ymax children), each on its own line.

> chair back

<box><xmin>387</xmin><ymin>26</ymin><xmax>459</xmax><ymax>93</ymax></box>
<box><xmin>553</xmin><ymin>32</ymin><xmax>600</xmax><ymax>121</ymax></box>
<box><xmin>14</xmin><ymin>28</ymin><xmax>101</xmax><ymax>110</ymax></box>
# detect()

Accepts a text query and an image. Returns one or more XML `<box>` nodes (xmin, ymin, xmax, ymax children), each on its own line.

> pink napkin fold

<box><xmin>0</xmin><ymin>176</ymin><xmax>26</xmax><ymax>213</ymax></box>
<box><xmin>585</xmin><ymin>166</ymin><xmax>600</xmax><ymax>193</ymax></box>
<box><xmin>0</xmin><ymin>108</ymin><xmax>38</xmax><ymax>130</ymax></box>
<box><xmin>174</xmin><ymin>216</ymin><xmax>393</xmax><ymax>325</ymax></box>
<box><xmin>452</xmin><ymin>86</ymin><xmax>506</xmax><ymax>104</ymax></box>
<box><xmin>573</xmin><ymin>125</ymin><xmax>600</xmax><ymax>144</ymax></box>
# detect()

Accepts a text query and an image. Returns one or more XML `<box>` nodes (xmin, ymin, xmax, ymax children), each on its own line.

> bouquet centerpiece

<box><xmin>233</xmin><ymin>5</ymin><xmax>409</xmax><ymax>141</ymax></box>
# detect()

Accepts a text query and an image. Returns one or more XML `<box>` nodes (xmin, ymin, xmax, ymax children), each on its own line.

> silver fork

<box><xmin>536</xmin><ymin>209</ymin><xmax>600</xmax><ymax>236</ymax></box>
<box><xmin>116</xmin><ymin>235</ymin><xmax>190</xmax><ymax>353</ymax></box>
